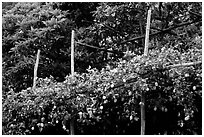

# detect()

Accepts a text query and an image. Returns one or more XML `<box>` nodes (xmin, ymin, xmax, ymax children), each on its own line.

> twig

<box><xmin>102</xmin><ymin>24</ymin><xmax>126</xmax><ymax>36</ymax></box>
<box><xmin>76</xmin><ymin>41</ymin><xmax>124</xmax><ymax>56</ymax></box>
<box><xmin>188</xmin><ymin>11</ymin><xmax>202</xmax><ymax>18</ymax></box>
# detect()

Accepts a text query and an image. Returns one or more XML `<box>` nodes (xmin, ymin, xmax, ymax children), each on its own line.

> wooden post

<box><xmin>140</xmin><ymin>90</ymin><xmax>145</xmax><ymax>135</ymax></box>
<box><xmin>144</xmin><ymin>8</ymin><xmax>151</xmax><ymax>56</ymax></box>
<box><xmin>70</xmin><ymin>30</ymin><xmax>75</xmax><ymax>135</ymax></box>
<box><xmin>70</xmin><ymin>118</ymin><xmax>75</xmax><ymax>135</ymax></box>
<box><xmin>71</xmin><ymin>30</ymin><xmax>75</xmax><ymax>75</ymax></box>
<box><xmin>32</xmin><ymin>49</ymin><xmax>40</xmax><ymax>89</ymax></box>
<box><xmin>141</xmin><ymin>7</ymin><xmax>151</xmax><ymax>135</ymax></box>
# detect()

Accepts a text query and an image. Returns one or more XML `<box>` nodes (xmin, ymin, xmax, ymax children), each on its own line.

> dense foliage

<box><xmin>2</xmin><ymin>2</ymin><xmax>201</xmax><ymax>93</ymax></box>
<box><xmin>2</xmin><ymin>2</ymin><xmax>202</xmax><ymax>135</ymax></box>
<box><xmin>2</xmin><ymin>2</ymin><xmax>98</xmax><ymax>93</ymax></box>
<box><xmin>2</xmin><ymin>41</ymin><xmax>202</xmax><ymax>134</ymax></box>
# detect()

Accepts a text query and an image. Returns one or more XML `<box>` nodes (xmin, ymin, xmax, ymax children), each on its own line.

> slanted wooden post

<box><xmin>33</xmin><ymin>49</ymin><xmax>40</xmax><ymax>89</ymax></box>
<box><xmin>144</xmin><ymin>8</ymin><xmax>151</xmax><ymax>57</ymax></box>
<box><xmin>70</xmin><ymin>30</ymin><xmax>75</xmax><ymax>135</ymax></box>
<box><xmin>141</xmin><ymin>7</ymin><xmax>151</xmax><ymax>135</ymax></box>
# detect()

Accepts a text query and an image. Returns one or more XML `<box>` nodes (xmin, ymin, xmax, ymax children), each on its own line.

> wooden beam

<box><xmin>119</xmin><ymin>20</ymin><xmax>201</xmax><ymax>44</ymax></box>
<box><xmin>166</xmin><ymin>61</ymin><xmax>202</xmax><ymax>69</ymax></box>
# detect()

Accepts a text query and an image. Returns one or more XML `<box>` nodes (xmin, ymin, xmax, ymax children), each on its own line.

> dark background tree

<box><xmin>2</xmin><ymin>2</ymin><xmax>99</xmax><ymax>93</ymax></box>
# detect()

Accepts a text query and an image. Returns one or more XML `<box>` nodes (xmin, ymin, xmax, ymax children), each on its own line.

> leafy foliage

<box><xmin>2</xmin><ymin>40</ymin><xmax>202</xmax><ymax>134</ymax></box>
<box><xmin>2</xmin><ymin>2</ymin><xmax>202</xmax><ymax>135</ymax></box>
<box><xmin>2</xmin><ymin>2</ymin><xmax>201</xmax><ymax>92</ymax></box>
<box><xmin>2</xmin><ymin>2</ymin><xmax>99</xmax><ymax>93</ymax></box>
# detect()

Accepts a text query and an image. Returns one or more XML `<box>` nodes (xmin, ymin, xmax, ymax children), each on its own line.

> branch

<box><xmin>151</xmin><ymin>27</ymin><xmax>177</xmax><ymax>36</ymax></box>
<box><xmin>102</xmin><ymin>24</ymin><xmax>126</xmax><ymax>36</ymax></box>
<box><xmin>110</xmin><ymin>77</ymin><xmax>138</xmax><ymax>90</ymax></box>
<box><xmin>76</xmin><ymin>41</ymin><xmax>124</xmax><ymax>56</ymax></box>
<box><xmin>119</xmin><ymin>20</ymin><xmax>202</xmax><ymax>44</ymax></box>
<box><xmin>166</xmin><ymin>61</ymin><xmax>202</xmax><ymax>69</ymax></box>
<box><xmin>188</xmin><ymin>11</ymin><xmax>202</xmax><ymax>18</ymax></box>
